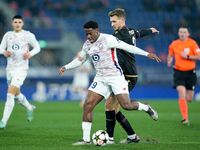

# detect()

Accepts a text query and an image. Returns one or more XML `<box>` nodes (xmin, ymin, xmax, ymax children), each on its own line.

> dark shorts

<box><xmin>173</xmin><ymin>68</ymin><xmax>197</xmax><ymax>90</ymax></box>
<box><xmin>125</xmin><ymin>76</ymin><xmax>138</xmax><ymax>92</ymax></box>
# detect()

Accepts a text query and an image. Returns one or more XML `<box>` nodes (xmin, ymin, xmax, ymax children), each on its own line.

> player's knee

<box><xmin>188</xmin><ymin>99</ymin><xmax>193</xmax><ymax>102</ymax></box>
<box><xmin>120</xmin><ymin>102</ymin><xmax>132</xmax><ymax>110</ymax></box>
<box><xmin>105</xmin><ymin>101</ymin><xmax>114</xmax><ymax>111</ymax></box>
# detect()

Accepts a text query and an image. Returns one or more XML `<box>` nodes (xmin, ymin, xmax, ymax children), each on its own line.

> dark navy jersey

<box><xmin>113</xmin><ymin>26</ymin><xmax>152</xmax><ymax>76</ymax></box>
<box><xmin>113</xmin><ymin>26</ymin><xmax>138</xmax><ymax>76</ymax></box>
<box><xmin>113</xmin><ymin>26</ymin><xmax>152</xmax><ymax>91</ymax></box>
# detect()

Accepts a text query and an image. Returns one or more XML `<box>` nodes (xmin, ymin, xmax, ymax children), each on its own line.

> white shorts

<box><xmin>7</xmin><ymin>70</ymin><xmax>27</xmax><ymax>88</ymax></box>
<box><xmin>88</xmin><ymin>75</ymin><xmax>129</xmax><ymax>99</ymax></box>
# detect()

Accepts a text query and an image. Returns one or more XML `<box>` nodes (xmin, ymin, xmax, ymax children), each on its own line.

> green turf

<box><xmin>0</xmin><ymin>100</ymin><xmax>200</xmax><ymax>150</ymax></box>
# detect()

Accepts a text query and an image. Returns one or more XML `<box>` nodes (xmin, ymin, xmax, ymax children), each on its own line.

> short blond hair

<box><xmin>108</xmin><ymin>8</ymin><xmax>126</xmax><ymax>20</ymax></box>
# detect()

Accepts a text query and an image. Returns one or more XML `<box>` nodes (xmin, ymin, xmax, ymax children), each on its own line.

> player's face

<box><xmin>110</xmin><ymin>16</ymin><xmax>124</xmax><ymax>31</ymax></box>
<box><xmin>178</xmin><ymin>28</ymin><xmax>190</xmax><ymax>42</ymax></box>
<box><xmin>12</xmin><ymin>19</ymin><xmax>24</xmax><ymax>33</ymax></box>
<box><xmin>84</xmin><ymin>28</ymin><xmax>100</xmax><ymax>43</ymax></box>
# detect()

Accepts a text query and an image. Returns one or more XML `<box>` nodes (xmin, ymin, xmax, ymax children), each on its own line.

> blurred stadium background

<box><xmin>0</xmin><ymin>0</ymin><xmax>200</xmax><ymax>102</ymax></box>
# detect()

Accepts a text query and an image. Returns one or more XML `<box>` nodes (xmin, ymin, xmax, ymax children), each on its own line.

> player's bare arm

<box><xmin>167</xmin><ymin>53</ymin><xmax>173</xmax><ymax>67</ymax></box>
<box><xmin>3</xmin><ymin>51</ymin><xmax>11</xmax><ymax>57</ymax></box>
<box><xmin>181</xmin><ymin>52</ymin><xmax>200</xmax><ymax>60</ymax></box>
<box><xmin>150</xmin><ymin>27</ymin><xmax>159</xmax><ymax>34</ymax></box>
<box><xmin>58</xmin><ymin>67</ymin><xmax>66</xmax><ymax>77</ymax></box>
<box><xmin>147</xmin><ymin>53</ymin><xmax>161</xmax><ymax>63</ymax></box>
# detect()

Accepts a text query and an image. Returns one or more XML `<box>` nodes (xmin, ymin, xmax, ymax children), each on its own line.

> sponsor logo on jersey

<box><xmin>12</xmin><ymin>44</ymin><xmax>20</xmax><ymax>50</ymax></box>
<box><xmin>92</xmin><ymin>54</ymin><xmax>100</xmax><ymax>61</ymax></box>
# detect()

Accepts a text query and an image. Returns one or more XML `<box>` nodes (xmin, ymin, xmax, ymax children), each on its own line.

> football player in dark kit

<box><xmin>106</xmin><ymin>8</ymin><xmax>160</xmax><ymax>144</ymax></box>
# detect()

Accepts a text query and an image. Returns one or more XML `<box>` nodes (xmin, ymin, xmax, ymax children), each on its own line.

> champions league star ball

<box><xmin>92</xmin><ymin>130</ymin><xmax>109</xmax><ymax>146</ymax></box>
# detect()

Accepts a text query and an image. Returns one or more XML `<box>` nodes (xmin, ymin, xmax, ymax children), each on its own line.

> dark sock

<box><xmin>116</xmin><ymin>111</ymin><xmax>135</xmax><ymax>135</ymax></box>
<box><xmin>105</xmin><ymin>110</ymin><xmax>116</xmax><ymax>138</ymax></box>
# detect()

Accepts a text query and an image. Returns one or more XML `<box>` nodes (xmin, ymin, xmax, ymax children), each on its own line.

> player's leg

<box><xmin>15</xmin><ymin>89</ymin><xmax>36</xmax><ymax>122</ymax></box>
<box><xmin>177</xmin><ymin>85</ymin><xmax>189</xmax><ymax>124</ymax></box>
<box><xmin>105</xmin><ymin>94</ymin><xmax>118</xmax><ymax>144</ymax></box>
<box><xmin>72</xmin><ymin>90</ymin><xmax>104</xmax><ymax>145</ymax></box>
<box><xmin>110</xmin><ymin>76</ymin><xmax>158</xmax><ymax>120</ymax></box>
<box><xmin>73</xmin><ymin>77</ymin><xmax>109</xmax><ymax>145</ymax></box>
<box><xmin>186</xmin><ymin>90</ymin><xmax>194</xmax><ymax>102</ymax></box>
<box><xmin>0</xmin><ymin>85</ymin><xmax>17</xmax><ymax>129</ymax></box>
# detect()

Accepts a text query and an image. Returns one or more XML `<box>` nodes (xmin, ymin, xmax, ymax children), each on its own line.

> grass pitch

<box><xmin>0</xmin><ymin>100</ymin><xmax>200</xmax><ymax>150</ymax></box>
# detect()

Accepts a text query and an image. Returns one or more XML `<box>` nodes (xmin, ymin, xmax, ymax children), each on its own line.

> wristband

<box><xmin>187</xmin><ymin>56</ymin><xmax>190</xmax><ymax>59</ymax></box>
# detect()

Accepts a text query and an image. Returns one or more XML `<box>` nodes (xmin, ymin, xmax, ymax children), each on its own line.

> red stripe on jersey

<box><xmin>111</xmin><ymin>48</ymin><xmax>115</xmax><ymax>62</ymax></box>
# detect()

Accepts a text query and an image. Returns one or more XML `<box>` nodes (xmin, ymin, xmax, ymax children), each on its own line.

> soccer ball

<box><xmin>92</xmin><ymin>130</ymin><xmax>109</xmax><ymax>146</ymax></box>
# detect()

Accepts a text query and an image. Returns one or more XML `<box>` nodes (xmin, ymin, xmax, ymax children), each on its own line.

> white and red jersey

<box><xmin>0</xmin><ymin>30</ymin><xmax>40</xmax><ymax>71</ymax></box>
<box><xmin>64</xmin><ymin>33</ymin><xmax>148</xmax><ymax>77</ymax></box>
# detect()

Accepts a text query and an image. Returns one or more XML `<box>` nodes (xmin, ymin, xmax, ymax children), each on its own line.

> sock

<box><xmin>82</xmin><ymin>122</ymin><xmax>92</xmax><ymax>142</ymax></box>
<box><xmin>105</xmin><ymin>110</ymin><xmax>116</xmax><ymax>138</ymax></box>
<box><xmin>138</xmin><ymin>102</ymin><xmax>148</xmax><ymax>111</ymax></box>
<box><xmin>179</xmin><ymin>98</ymin><xmax>188</xmax><ymax>120</ymax></box>
<box><xmin>116</xmin><ymin>111</ymin><xmax>135</xmax><ymax>136</ymax></box>
<box><xmin>1</xmin><ymin>93</ymin><xmax>15</xmax><ymax>124</ymax></box>
<box><xmin>15</xmin><ymin>93</ymin><xmax>32</xmax><ymax>111</ymax></box>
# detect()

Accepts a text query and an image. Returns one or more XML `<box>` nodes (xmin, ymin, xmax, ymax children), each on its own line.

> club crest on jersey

<box><xmin>92</xmin><ymin>54</ymin><xmax>100</xmax><ymax>61</ymax></box>
<box><xmin>184</xmin><ymin>48</ymin><xmax>190</xmax><ymax>54</ymax></box>
<box><xmin>98</xmin><ymin>43</ymin><xmax>103</xmax><ymax>49</ymax></box>
<box><xmin>12</xmin><ymin>44</ymin><xmax>20</xmax><ymax>50</ymax></box>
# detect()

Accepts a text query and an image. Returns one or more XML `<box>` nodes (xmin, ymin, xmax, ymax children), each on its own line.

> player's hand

<box><xmin>147</xmin><ymin>53</ymin><xmax>161</xmax><ymax>63</ymax></box>
<box><xmin>77</xmin><ymin>51</ymin><xmax>83</xmax><ymax>61</ymax></box>
<box><xmin>58</xmin><ymin>67</ymin><xmax>66</xmax><ymax>77</ymax></box>
<box><xmin>24</xmin><ymin>52</ymin><xmax>31</xmax><ymax>59</ymax></box>
<box><xmin>150</xmin><ymin>27</ymin><xmax>159</xmax><ymax>34</ymax></box>
<box><xmin>4</xmin><ymin>51</ymin><xmax>11</xmax><ymax>57</ymax></box>
<box><xmin>181</xmin><ymin>52</ymin><xmax>187</xmax><ymax>59</ymax></box>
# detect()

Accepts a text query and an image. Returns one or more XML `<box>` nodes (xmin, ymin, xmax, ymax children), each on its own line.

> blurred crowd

<box><xmin>0</xmin><ymin>0</ymin><xmax>200</xmax><ymax>67</ymax></box>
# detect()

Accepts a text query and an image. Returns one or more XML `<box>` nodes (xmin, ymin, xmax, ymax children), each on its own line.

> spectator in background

<box><xmin>142</xmin><ymin>0</ymin><xmax>160</xmax><ymax>12</ymax></box>
<box><xmin>72</xmin><ymin>58</ymin><xmax>93</xmax><ymax>107</ymax></box>
<box><xmin>163</xmin><ymin>17</ymin><xmax>174</xmax><ymax>35</ymax></box>
<box><xmin>167</xmin><ymin>27</ymin><xmax>200</xmax><ymax>125</ymax></box>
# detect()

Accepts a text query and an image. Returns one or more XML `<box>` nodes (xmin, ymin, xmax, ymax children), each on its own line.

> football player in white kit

<box><xmin>58</xmin><ymin>21</ymin><xmax>161</xmax><ymax>145</ymax></box>
<box><xmin>0</xmin><ymin>15</ymin><xmax>41</xmax><ymax>129</ymax></box>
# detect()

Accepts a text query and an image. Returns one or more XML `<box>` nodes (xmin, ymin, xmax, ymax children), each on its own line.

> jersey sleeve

<box><xmin>28</xmin><ymin>33</ymin><xmax>41</xmax><ymax>57</ymax></box>
<box><xmin>106</xmin><ymin>35</ymin><xmax>149</xmax><ymax>56</ymax></box>
<box><xmin>0</xmin><ymin>32</ymin><xmax>8</xmax><ymax>54</ymax></box>
<box><xmin>137</xmin><ymin>29</ymin><xmax>152</xmax><ymax>38</ymax></box>
<box><xmin>192</xmin><ymin>41</ymin><xmax>200</xmax><ymax>55</ymax></box>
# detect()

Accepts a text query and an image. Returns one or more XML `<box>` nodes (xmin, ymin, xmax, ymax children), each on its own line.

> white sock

<box><xmin>2</xmin><ymin>93</ymin><xmax>15</xmax><ymax>124</ymax></box>
<box><xmin>109</xmin><ymin>137</ymin><xmax>114</xmax><ymax>140</ymax></box>
<box><xmin>138</xmin><ymin>102</ymin><xmax>148</xmax><ymax>111</ymax></box>
<box><xmin>82</xmin><ymin>122</ymin><xmax>92</xmax><ymax>142</ymax></box>
<box><xmin>15</xmin><ymin>93</ymin><xmax>32</xmax><ymax>111</ymax></box>
<box><xmin>128</xmin><ymin>134</ymin><xmax>136</xmax><ymax>139</ymax></box>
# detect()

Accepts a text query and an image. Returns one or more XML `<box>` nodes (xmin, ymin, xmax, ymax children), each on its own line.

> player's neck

<box><xmin>180</xmin><ymin>38</ymin><xmax>188</xmax><ymax>42</ymax></box>
<box><xmin>14</xmin><ymin>29</ymin><xmax>23</xmax><ymax>33</ymax></box>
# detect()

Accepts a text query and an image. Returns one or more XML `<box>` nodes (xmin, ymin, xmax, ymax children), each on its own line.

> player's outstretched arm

<box><xmin>147</xmin><ymin>53</ymin><xmax>161</xmax><ymax>63</ymax></box>
<box><xmin>58</xmin><ymin>67</ymin><xmax>66</xmax><ymax>77</ymax></box>
<box><xmin>150</xmin><ymin>27</ymin><xmax>159</xmax><ymax>34</ymax></box>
